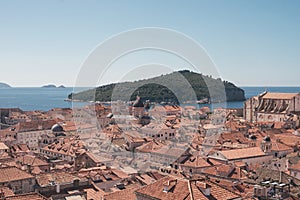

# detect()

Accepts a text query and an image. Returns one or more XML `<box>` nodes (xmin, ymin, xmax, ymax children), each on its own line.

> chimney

<box><xmin>163</xmin><ymin>184</ymin><xmax>169</xmax><ymax>193</ymax></box>
<box><xmin>163</xmin><ymin>179</ymin><xmax>177</xmax><ymax>193</ymax></box>
<box><xmin>197</xmin><ymin>182</ymin><xmax>211</xmax><ymax>196</ymax></box>
<box><xmin>237</xmin><ymin>167</ymin><xmax>241</xmax><ymax>179</ymax></box>
<box><xmin>56</xmin><ymin>183</ymin><xmax>60</xmax><ymax>193</ymax></box>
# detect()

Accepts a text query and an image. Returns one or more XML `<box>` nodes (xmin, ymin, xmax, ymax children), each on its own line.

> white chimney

<box><xmin>56</xmin><ymin>183</ymin><xmax>60</xmax><ymax>193</ymax></box>
<box><xmin>163</xmin><ymin>185</ymin><xmax>168</xmax><ymax>193</ymax></box>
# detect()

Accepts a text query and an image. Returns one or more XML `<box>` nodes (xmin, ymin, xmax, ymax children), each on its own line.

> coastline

<box><xmin>0</xmin><ymin>86</ymin><xmax>299</xmax><ymax>111</ymax></box>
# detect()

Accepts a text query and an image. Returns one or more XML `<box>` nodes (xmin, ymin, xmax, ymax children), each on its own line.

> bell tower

<box><xmin>261</xmin><ymin>136</ymin><xmax>272</xmax><ymax>153</ymax></box>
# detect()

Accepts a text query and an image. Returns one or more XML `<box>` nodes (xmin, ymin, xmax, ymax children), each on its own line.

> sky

<box><xmin>0</xmin><ymin>0</ymin><xmax>299</xmax><ymax>87</ymax></box>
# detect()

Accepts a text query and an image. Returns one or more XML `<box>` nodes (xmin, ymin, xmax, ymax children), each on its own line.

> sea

<box><xmin>0</xmin><ymin>87</ymin><xmax>300</xmax><ymax>111</ymax></box>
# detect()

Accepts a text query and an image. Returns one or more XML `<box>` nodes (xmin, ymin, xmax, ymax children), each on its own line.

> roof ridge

<box><xmin>5</xmin><ymin>192</ymin><xmax>48</xmax><ymax>199</ymax></box>
<box><xmin>187</xmin><ymin>180</ymin><xmax>194</xmax><ymax>200</ymax></box>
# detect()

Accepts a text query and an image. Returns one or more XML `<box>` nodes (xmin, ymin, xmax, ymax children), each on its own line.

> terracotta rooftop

<box><xmin>103</xmin><ymin>187</ymin><xmax>137</xmax><ymax>200</ymax></box>
<box><xmin>0</xmin><ymin>166</ymin><xmax>34</xmax><ymax>183</ymax></box>
<box><xmin>82</xmin><ymin>151</ymin><xmax>112</xmax><ymax>164</ymax></box>
<box><xmin>0</xmin><ymin>186</ymin><xmax>14</xmax><ymax>197</ymax></box>
<box><xmin>16</xmin><ymin>119</ymin><xmax>56</xmax><ymax>132</ymax></box>
<box><xmin>36</xmin><ymin>171</ymin><xmax>85</xmax><ymax>187</ymax></box>
<box><xmin>135</xmin><ymin>176</ymin><xmax>241</xmax><ymax>200</ymax></box>
<box><xmin>4</xmin><ymin>193</ymin><xmax>48</xmax><ymax>200</ymax></box>
<box><xmin>135</xmin><ymin>174</ymin><xmax>156</xmax><ymax>185</ymax></box>
<box><xmin>262</xmin><ymin>92</ymin><xmax>299</xmax><ymax>100</ymax></box>
<box><xmin>271</xmin><ymin>142</ymin><xmax>293</xmax><ymax>152</ymax></box>
<box><xmin>135</xmin><ymin>176</ymin><xmax>190</xmax><ymax>200</ymax></box>
<box><xmin>11</xmin><ymin>144</ymin><xmax>30</xmax><ymax>153</ymax></box>
<box><xmin>203</xmin><ymin>164</ymin><xmax>235</xmax><ymax>178</ymax></box>
<box><xmin>181</xmin><ymin>156</ymin><xmax>211</xmax><ymax>168</ymax></box>
<box><xmin>16</xmin><ymin>155</ymin><xmax>49</xmax><ymax>167</ymax></box>
<box><xmin>163</xmin><ymin>105</ymin><xmax>181</xmax><ymax>112</ymax></box>
<box><xmin>214</xmin><ymin>147</ymin><xmax>266</xmax><ymax>161</ymax></box>
<box><xmin>42</xmin><ymin>137</ymin><xmax>84</xmax><ymax>157</ymax></box>
<box><xmin>135</xmin><ymin>140</ymin><xmax>165</xmax><ymax>153</ymax></box>
<box><xmin>77</xmin><ymin>167</ymin><xmax>124</xmax><ymax>183</ymax></box>
<box><xmin>274</xmin><ymin>133</ymin><xmax>300</xmax><ymax>147</ymax></box>
<box><xmin>84</xmin><ymin>187</ymin><xmax>105</xmax><ymax>200</ymax></box>
<box><xmin>219</xmin><ymin>131</ymin><xmax>249</xmax><ymax>145</ymax></box>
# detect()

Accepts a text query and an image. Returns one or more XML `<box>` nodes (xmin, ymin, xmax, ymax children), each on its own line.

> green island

<box><xmin>68</xmin><ymin>70</ymin><xmax>245</xmax><ymax>103</ymax></box>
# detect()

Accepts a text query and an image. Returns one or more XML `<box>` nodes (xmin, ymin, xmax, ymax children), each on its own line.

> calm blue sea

<box><xmin>0</xmin><ymin>87</ymin><xmax>299</xmax><ymax>111</ymax></box>
<box><xmin>0</xmin><ymin>87</ymin><xmax>88</xmax><ymax>111</ymax></box>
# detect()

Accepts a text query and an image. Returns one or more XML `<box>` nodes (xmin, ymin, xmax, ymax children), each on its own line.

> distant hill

<box><xmin>0</xmin><ymin>82</ymin><xmax>11</xmax><ymax>88</ymax></box>
<box><xmin>68</xmin><ymin>70</ymin><xmax>245</xmax><ymax>103</ymax></box>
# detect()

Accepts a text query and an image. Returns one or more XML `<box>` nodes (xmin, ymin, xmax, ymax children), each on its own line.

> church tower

<box><xmin>132</xmin><ymin>95</ymin><xmax>144</xmax><ymax>118</ymax></box>
<box><xmin>260</xmin><ymin>136</ymin><xmax>272</xmax><ymax>153</ymax></box>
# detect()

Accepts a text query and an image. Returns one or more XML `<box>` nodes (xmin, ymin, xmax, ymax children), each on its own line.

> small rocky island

<box><xmin>42</xmin><ymin>84</ymin><xmax>66</xmax><ymax>88</ymax></box>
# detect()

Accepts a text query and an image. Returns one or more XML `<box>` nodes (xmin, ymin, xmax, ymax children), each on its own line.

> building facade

<box><xmin>244</xmin><ymin>92</ymin><xmax>300</xmax><ymax>125</ymax></box>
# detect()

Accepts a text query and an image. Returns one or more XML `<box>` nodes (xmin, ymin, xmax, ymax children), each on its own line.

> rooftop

<box><xmin>103</xmin><ymin>187</ymin><xmax>137</xmax><ymax>200</ymax></box>
<box><xmin>135</xmin><ymin>176</ymin><xmax>241</xmax><ymax>200</ymax></box>
<box><xmin>212</xmin><ymin>147</ymin><xmax>266</xmax><ymax>161</ymax></box>
<box><xmin>36</xmin><ymin>171</ymin><xmax>85</xmax><ymax>187</ymax></box>
<box><xmin>0</xmin><ymin>166</ymin><xmax>34</xmax><ymax>183</ymax></box>
<box><xmin>262</xmin><ymin>92</ymin><xmax>299</xmax><ymax>100</ymax></box>
<box><xmin>4</xmin><ymin>193</ymin><xmax>48</xmax><ymax>200</ymax></box>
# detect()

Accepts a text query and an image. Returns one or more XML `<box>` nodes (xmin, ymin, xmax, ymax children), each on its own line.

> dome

<box><xmin>51</xmin><ymin>124</ymin><xmax>63</xmax><ymax>132</ymax></box>
<box><xmin>133</xmin><ymin>96</ymin><xmax>144</xmax><ymax>107</ymax></box>
<box><xmin>263</xmin><ymin>136</ymin><xmax>271</xmax><ymax>142</ymax></box>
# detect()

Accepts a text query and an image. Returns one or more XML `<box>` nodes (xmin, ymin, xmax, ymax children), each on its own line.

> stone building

<box><xmin>74</xmin><ymin>151</ymin><xmax>112</xmax><ymax>170</ymax></box>
<box><xmin>40</xmin><ymin>137</ymin><xmax>85</xmax><ymax>162</ymax></box>
<box><xmin>0</xmin><ymin>166</ymin><xmax>35</xmax><ymax>194</ymax></box>
<box><xmin>129</xmin><ymin>96</ymin><xmax>151</xmax><ymax>125</ymax></box>
<box><xmin>244</xmin><ymin>91</ymin><xmax>300</xmax><ymax>125</ymax></box>
<box><xmin>208</xmin><ymin>142</ymin><xmax>274</xmax><ymax>165</ymax></box>
<box><xmin>15</xmin><ymin>120</ymin><xmax>56</xmax><ymax>151</ymax></box>
<box><xmin>36</xmin><ymin>171</ymin><xmax>89</xmax><ymax>195</ymax></box>
<box><xmin>140</xmin><ymin>125</ymin><xmax>176</xmax><ymax>141</ymax></box>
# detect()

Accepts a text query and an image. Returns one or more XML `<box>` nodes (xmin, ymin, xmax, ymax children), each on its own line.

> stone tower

<box><xmin>260</xmin><ymin>136</ymin><xmax>272</xmax><ymax>153</ymax></box>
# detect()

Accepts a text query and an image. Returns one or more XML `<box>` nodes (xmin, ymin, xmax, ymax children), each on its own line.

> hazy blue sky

<box><xmin>0</xmin><ymin>0</ymin><xmax>299</xmax><ymax>87</ymax></box>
